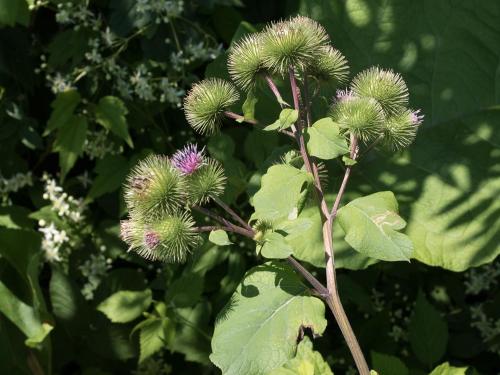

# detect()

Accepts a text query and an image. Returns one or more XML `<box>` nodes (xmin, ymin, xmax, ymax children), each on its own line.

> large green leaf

<box><xmin>409</xmin><ymin>292</ymin><xmax>448</xmax><ymax>367</ymax></box>
<box><xmin>292</xmin><ymin>0</ymin><xmax>500</xmax><ymax>271</ymax></box>
<box><xmin>97</xmin><ymin>289</ymin><xmax>152</xmax><ymax>323</ymax></box>
<box><xmin>87</xmin><ymin>154</ymin><xmax>129</xmax><ymax>200</ymax></box>
<box><xmin>337</xmin><ymin>191</ymin><xmax>413</xmax><ymax>261</ymax></box>
<box><xmin>269</xmin><ymin>337</ymin><xmax>333</xmax><ymax>375</ymax></box>
<box><xmin>136</xmin><ymin>317</ymin><xmax>172</xmax><ymax>363</ymax></box>
<box><xmin>94</xmin><ymin>96</ymin><xmax>133</xmax><ymax>147</ymax></box>
<box><xmin>305</xmin><ymin>117</ymin><xmax>349</xmax><ymax>160</ymax></box>
<box><xmin>169</xmin><ymin>301</ymin><xmax>212</xmax><ymax>364</ymax></box>
<box><xmin>429</xmin><ymin>362</ymin><xmax>468</xmax><ymax>375</ymax></box>
<box><xmin>251</xmin><ymin>164</ymin><xmax>312</xmax><ymax>222</ymax></box>
<box><xmin>210</xmin><ymin>262</ymin><xmax>327</xmax><ymax>375</ymax></box>
<box><xmin>53</xmin><ymin>115</ymin><xmax>88</xmax><ymax>178</ymax></box>
<box><xmin>285</xmin><ymin>204</ymin><xmax>378</xmax><ymax>270</ymax></box>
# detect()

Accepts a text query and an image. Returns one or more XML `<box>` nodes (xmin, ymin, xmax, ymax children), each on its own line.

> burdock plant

<box><xmin>120</xmin><ymin>15</ymin><xmax>422</xmax><ymax>375</ymax></box>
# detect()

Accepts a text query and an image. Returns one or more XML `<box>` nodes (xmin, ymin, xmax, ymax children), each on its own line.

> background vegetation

<box><xmin>0</xmin><ymin>0</ymin><xmax>499</xmax><ymax>374</ymax></box>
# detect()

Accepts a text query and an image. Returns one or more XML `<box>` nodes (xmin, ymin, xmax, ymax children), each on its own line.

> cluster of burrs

<box><xmin>183</xmin><ymin>15</ymin><xmax>422</xmax><ymax>149</ymax></box>
<box><xmin>120</xmin><ymin>144</ymin><xmax>226</xmax><ymax>262</ymax></box>
<box><xmin>121</xmin><ymin>15</ymin><xmax>423</xmax><ymax>264</ymax></box>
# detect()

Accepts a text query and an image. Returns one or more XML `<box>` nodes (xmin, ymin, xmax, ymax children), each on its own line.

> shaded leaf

<box><xmin>87</xmin><ymin>154</ymin><xmax>129</xmax><ymax>200</ymax></box>
<box><xmin>0</xmin><ymin>281</ymin><xmax>53</xmax><ymax>349</ymax></box>
<box><xmin>137</xmin><ymin>318</ymin><xmax>172</xmax><ymax>363</ymax></box>
<box><xmin>45</xmin><ymin>90</ymin><xmax>81</xmax><ymax>134</ymax></box>
<box><xmin>94</xmin><ymin>96</ymin><xmax>132</xmax><ymax>147</ymax></box>
<box><xmin>97</xmin><ymin>289</ymin><xmax>152</xmax><ymax>323</ymax></box>
<box><xmin>409</xmin><ymin>292</ymin><xmax>448</xmax><ymax>367</ymax></box>
<box><xmin>53</xmin><ymin>115</ymin><xmax>88</xmax><ymax>179</ymax></box>
<box><xmin>371</xmin><ymin>351</ymin><xmax>409</xmax><ymax>375</ymax></box>
<box><xmin>0</xmin><ymin>0</ymin><xmax>29</xmax><ymax>27</ymax></box>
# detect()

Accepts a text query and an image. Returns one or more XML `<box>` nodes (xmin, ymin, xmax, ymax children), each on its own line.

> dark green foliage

<box><xmin>0</xmin><ymin>1</ymin><xmax>498</xmax><ymax>375</ymax></box>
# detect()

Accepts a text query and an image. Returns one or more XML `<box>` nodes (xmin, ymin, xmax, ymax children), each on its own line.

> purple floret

<box><xmin>410</xmin><ymin>109</ymin><xmax>424</xmax><ymax>125</ymax></box>
<box><xmin>336</xmin><ymin>89</ymin><xmax>355</xmax><ymax>102</ymax></box>
<box><xmin>171</xmin><ymin>144</ymin><xmax>205</xmax><ymax>175</ymax></box>
<box><xmin>144</xmin><ymin>230</ymin><xmax>160</xmax><ymax>250</ymax></box>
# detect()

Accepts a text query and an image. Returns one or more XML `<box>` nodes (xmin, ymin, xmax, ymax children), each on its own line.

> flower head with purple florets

<box><xmin>171</xmin><ymin>144</ymin><xmax>206</xmax><ymax>175</ymax></box>
<box><xmin>410</xmin><ymin>109</ymin><xmax>424</xmax><ymax>126</ymax></box>
<box><xmin>336</xmin><ymin>88</ymin><xmax>355</xmax><ymax>103</ymax></box>
<box><xmin>144</xmin><ymin>230</ymin><xmax>161</xmax><ymax>250</ymax></box>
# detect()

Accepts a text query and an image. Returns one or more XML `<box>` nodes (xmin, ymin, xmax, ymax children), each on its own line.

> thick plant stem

<box><xmin>326</xmin><ymin>288</ymin><xmax>371</xmax><ymax>375</ymax></box>
<box><xmin>289</xmin><ymin>67</ymin><xmax>370</xmax><ymax>374</ymax></box>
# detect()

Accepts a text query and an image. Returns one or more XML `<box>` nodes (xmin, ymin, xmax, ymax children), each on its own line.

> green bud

<box><xmin>330</xmin><ymin>95</ymin><xmax>385</xmax><ymax>142</ymax></box>
<box><xmin>261</xmin><ymin>16</ymin><xmax>330</xmax><ymax>75</ymax></box>
<box><xmin>184</xmin><ymin>78</ymin><xmax>239</xmax><ymax>135</ymax></box>
<box><xmin>351</xmin><ymin>67</ymin><xmax>409</xmax><ymax>115</ymax></box>
<box><xmin>125</xmin><ymin>211</ymin><xmax>201</xmax><ymax>263</ymax></box>
<box><xmin>124</xmin><ymin>155</ymin><xmax>184</xmax><ymax>220</ymax></box>
<box><xmin>228</xmin><ymin>33</ymin><xmax>266</xmax><ymax>91</ymax></box>
<box><xmin>308</xmin><ymin>45</ymin><xmax>349</xmax><ymax>84</ymax></box>
<box><xmin>382</xmin><ymin>108</ymin><xmax>421</xmax><ymax>150</ymax></box>
<box><xmin>186</xmin><ymin>159</ymin><xmax>226</xmax><ymax>204</ymax></box>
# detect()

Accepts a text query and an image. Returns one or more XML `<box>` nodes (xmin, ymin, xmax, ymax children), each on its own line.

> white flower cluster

<box><xmin>136</xmin><ymin>0</ymin><xmax>184</xmax><ymax>24</ymax></box>
<box><xmin>470</xmin><ymin>304</ymin><xmax>500</xmax><ymax>355</ymax></box>
<box><xmin>79</xmin><ymin>251</ymin><xmax>112</xmax><ymax>300</ymax></box>
<box><xmin>46</xmin><ymin>72</ymin><xmax>75</xmax><ymax>94</ymax></box>
<box><xmin>38</xmin><ymin>220</ymin><xmax>69</xmax><ymax>263</ymax></box>
<box><xmin>55</xmin><ymin>2</ymin><xmax>99</xmax><ymax>30</ymax></box>
<box><xmin>38</xmin><ymin>174</ymin><xmax>86</xmax><ymax>263</ymax></box>
<box><xmin>0</xmin><ymin>171</ymin><xmax>33</xmax><ymax>198</ymax></box>
<box><xmin>84</xmin><ymin>130</ymin><xmax>122</xmax><ymax>160</ymax></box>
<box><xmin>38</xmin><ymin>2</ymin><xmax>222</xmax><ymax>104</ymax></box>
<box><xmin>42</xmin><ymin>174</ymin><xmax>85</xmax><ymax>222</ymax></box>
<box><xmin>464</xmin><ymin>261</ymin><xmax>500</xmax><ymax>295</ymax></box>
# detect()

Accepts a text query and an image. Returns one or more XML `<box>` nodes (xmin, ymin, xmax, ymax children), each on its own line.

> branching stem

<box><xmin>213</xmin><ymin>196</ymin><xmax>253</xmax><ymax>232</ymax></box>
<box><xmin>288</xmin><ymin>67</ymin><xmax>370</xmax><ymax>375</ymax></box>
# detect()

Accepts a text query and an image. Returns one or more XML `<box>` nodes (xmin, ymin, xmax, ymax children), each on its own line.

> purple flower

<box><xmin>171</xmin><ymin>144</ymin><xmax>205</xmax><ymax>175</ymax></box>
<box><xmin>410</xmin><ymin>109</ymin><xmax>424</xmax><ymax>126</ymax></box>
<box><xmin>144</xmin><ymin>230</ymin><xmax>160</xmax><ymax>250</ymax></box>
<box><xmin>336</xmin><ymin>89</ymin><xmax>355</xmax><ymax>102</ymax></box>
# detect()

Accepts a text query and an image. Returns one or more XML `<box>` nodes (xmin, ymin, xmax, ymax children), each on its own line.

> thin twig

<box><xmin>224</xmin><ymin>111</ymin><xmax>257</xmax><ymax>125</ymax></box>
<box><xmin>265</xmin><ymin>75</ymin><xmax>289</xmax><ymax>108</ymax></box>
<box><xmin>213</xmin><ymin>196</ymin><xmax>253</xmax><ymax>232</ymax></box>
<box><xmin>191</xmin><ymin>205</ymin><xmax>254</xmax><ymax>238</ymax></box>
<box><xmin>287</xmin><ymin>256</ymin><xmax>328</xmax><ymax>296</ymax></box>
